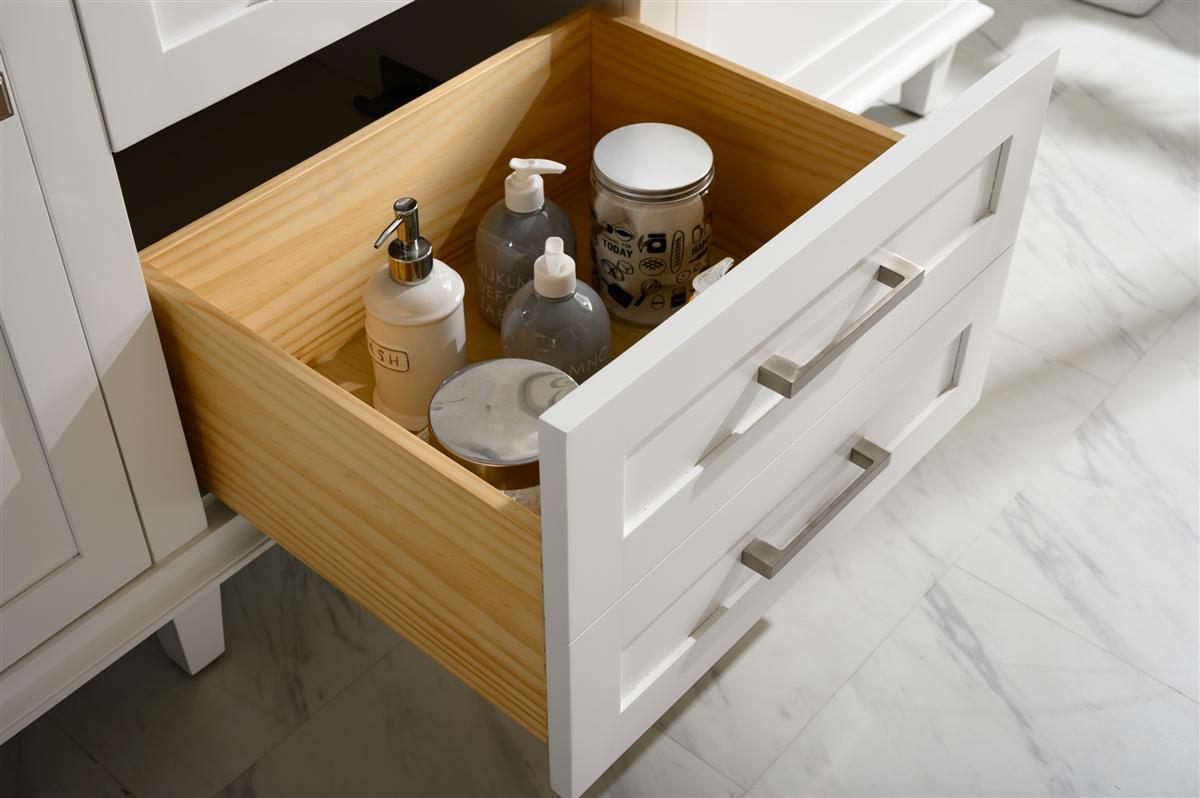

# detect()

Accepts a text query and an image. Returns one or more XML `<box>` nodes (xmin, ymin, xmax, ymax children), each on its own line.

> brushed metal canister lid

<box><xmin>427</xmin><ymin>359</ymin><xmax>577</xmax><ymax>490</ymax></box>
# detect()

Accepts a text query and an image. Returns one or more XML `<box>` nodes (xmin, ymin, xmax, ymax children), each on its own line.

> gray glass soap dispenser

<box><xmin>475</xmin><ymin>158</ymin><xmax>577</xmax><ymax>327</ymax></box>
<box><xmin>501</xmin><ymin>237</ymin><xmax>611</xmax><ymax>383</ymax></box>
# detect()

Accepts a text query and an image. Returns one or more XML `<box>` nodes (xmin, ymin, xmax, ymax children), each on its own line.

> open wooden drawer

<box><xmin>141</xmin><ymin>9</ymin><xmax>1056</xmax><ymax>796</ymax></box>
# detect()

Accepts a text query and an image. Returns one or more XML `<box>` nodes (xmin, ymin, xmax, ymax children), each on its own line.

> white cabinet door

<box><xmin>0</xmin><ymin>52</ymin><xmax>151</xmax><ymax>669</ymax></box>
<box><xmin>75</xmin><ymin>0</ymin><xmax>411</xmax><ymax>150</ymax></box>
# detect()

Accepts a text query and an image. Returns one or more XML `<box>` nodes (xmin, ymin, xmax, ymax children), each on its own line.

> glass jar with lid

<box><xmin>591</xmin><ymin>122</ymin><xmax>713</xmax><ymax>327</ymax></box>
<box><xmin>427</xmin><ymin>359</ymin><xmax>577</xmax><ymax>514</ymax></box>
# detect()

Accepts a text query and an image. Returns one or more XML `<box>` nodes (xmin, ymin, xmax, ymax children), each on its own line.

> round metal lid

<box><xmin>592</xmin><ymin>123</ymin><xmax>713</xmax><ymax>201</ymax></box>
<box><xmin>427</xmin><ymin>359</ymin><xmax>578</xmax><ymax>490</ymax></box>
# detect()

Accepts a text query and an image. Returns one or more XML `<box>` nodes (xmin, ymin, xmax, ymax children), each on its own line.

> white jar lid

<box><xmin>592</xmin><ymin>123</ymin><xmax>713</xmax><ymax>202</ymax></box>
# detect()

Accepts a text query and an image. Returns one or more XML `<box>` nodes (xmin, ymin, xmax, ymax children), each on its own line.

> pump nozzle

<box><xmin>505</xmin><ymin>157</ymin><xmax>566</xmax><ymax>213</ymax></box>
<box><xmin>374</xmin><ymin>197</ymin><xmax>434</xmax><ymax>284</ymax></box>
<box><xmin>534</xmin><ymin>236</ymin><xmax>576</xmax><ymax>299</ymax></box>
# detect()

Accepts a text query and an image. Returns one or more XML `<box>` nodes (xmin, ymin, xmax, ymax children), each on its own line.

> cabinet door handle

<box><xmin>741</xmin><ymin>440</ymin><xmax>890</xmax><ymax>579</ymax></box>
<box><xmin>757</xmin><ymin>253</ymin><xmax>924</xmax><ymax>398</ymax></box>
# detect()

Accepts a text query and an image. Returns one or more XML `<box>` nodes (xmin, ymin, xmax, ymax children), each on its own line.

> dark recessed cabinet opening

<box><xmin>114</xmin><ymin>0</ymin><xmax>589</xmax><ymax>249</ymax></box>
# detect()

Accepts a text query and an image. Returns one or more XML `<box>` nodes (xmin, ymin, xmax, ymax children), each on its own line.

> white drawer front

<box><xmin>562</xmin><ymin>246</ymin><xmax>1014</xmax><ymax>797</ymax></box>
<box><xmin>542</xmin><ymin>41</ymin><xmax>1057</xmax><ymax>797</ymax></box>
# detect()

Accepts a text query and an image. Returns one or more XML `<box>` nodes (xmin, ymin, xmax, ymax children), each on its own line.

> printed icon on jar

<box><xmin>591</xmin><ymin>123</ymin><xmax>713</xmax><ymax>326</ymax></box>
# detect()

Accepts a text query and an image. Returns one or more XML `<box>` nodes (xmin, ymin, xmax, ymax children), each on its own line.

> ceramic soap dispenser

<box><xmin>475</xmin><ymin>158</ymin><xmax>577</xmax><ymax>327</ymax></box>
<box><xmin>501</xmin><ymin>236</ymin><xmax>610</xmax><ymax>383</ymax></box>
<box><xmin>365</xmin><ymin>197</ymin><xmax>467</xmax><ymax>432</ymax></box>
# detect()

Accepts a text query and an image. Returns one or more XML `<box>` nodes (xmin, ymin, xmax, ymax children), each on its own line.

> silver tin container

<box><xmin>591</xmin><ymin>123</ymin><xmax>713</xmax><ymax>326</ymax></box>
<box><xmin>427</xmin><ymin>359</ymin><xmax>577</xmax><ymax>512</ymax></box>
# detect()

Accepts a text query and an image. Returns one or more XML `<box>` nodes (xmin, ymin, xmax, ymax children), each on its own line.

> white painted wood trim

<box><xmin>0</xmin><ymin>500</ymin><xmax>270</xmax><ymax>744</ymax></box>
<box><xmin>0</xmin><ymin>1</ymin><xmax>208</xmax><ymax>561</ymax></box>
<box><xmin>73</xmin><ymin>0</ymin><xmax>409</xmax><ymax>150</ymax></box>
<box><xmin>156</xmin><ymin>586</ymin><xmax>225</xmax><ymax>675</ymax></box>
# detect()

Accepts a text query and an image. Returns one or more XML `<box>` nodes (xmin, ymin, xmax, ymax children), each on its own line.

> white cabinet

<box><xmin>0</xmin><ymin>50</ymin><xmax>152</xmax><ymax>667</ymax></box>
<box><xmin>0</xmin><ymin>5</ymin><xmax>263</xmax><ymax>743</ymax></box>
<box><xmin>75</xmin><ymin>0</ymin><xmax>411</xmax><ymax>150</ymax></box>
<box><xmin>626</xmin><ymin>0</ymin><xmax>994</xmax><ymax>114</ymax></box>
<box><xmin>134</xmin><ymin>10</ymin><xmax>1057</xmax><ymax>794</ymax></box>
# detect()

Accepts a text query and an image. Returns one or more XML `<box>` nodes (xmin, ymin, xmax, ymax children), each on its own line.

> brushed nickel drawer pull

<box><xmin>757</xmin><ymin>253</ymin><xmax>924</xmax><ymax>398</ymax></box>
<box><xmin>740</xmin><ymin>439</ymin><xmax>890</xmax><ymax>579</ymax></box>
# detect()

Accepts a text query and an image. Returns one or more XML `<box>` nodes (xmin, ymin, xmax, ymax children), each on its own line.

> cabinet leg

<box><xmin>157</xmin><ymin>586</ymin><xmax>225</xmax><ymax>675</ymax></box>
<box><xmin>899</xmin><ymin>46</ymin><xmax>955</xmax><ymax>116</ymax></box>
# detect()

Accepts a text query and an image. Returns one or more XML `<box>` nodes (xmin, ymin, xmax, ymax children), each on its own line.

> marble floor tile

<box><xmin>199</xmin><ymin>546</ymin><xmax>400</xmax><ymax>725</ymax></box>
<box><xmin>1013</xmin><ymin>9</ymin><xmax>1198</xmax><ymax>380</ymax></box>
<box><xmin>47</xmin><ymin>547</ymin><xmax>399</xmax><ymax>797</ymax></box>
<box><xmin>0</xmin><ymin>717</ymin><xmax>130</xmax><ymax>798</ymax></box>
<box><xmin>49</xmin><ymin>640</ymin><xmax>294</xmax><ymax>798</ymax></box>
<box><xmin>745</xmin><ymin>567</ymin><xmax>1200</xmax><ymax>798</ymax></box>
<box><xmin>996</xmin><ymin>125</ymin><xmax>1197</xmax><ymax>384</ymax></box>
<box><xmin>218</xmin><ymin>639</ymin><xmax>737</xmax><ymax>798</ymax></box>
<box><xmin>1151</xmin><ymin>0</ymin><xmax>1200</xmax><ymax>56</ymax></box>
<box><xmin>1042</xmin><ymin>22</ymin><xmax>1199</xmax><ymax>282</ymax></box>
<box><xmin>587</xmin><ymin>731</ymin><xmax>741</xmax><ymax>798</ymax></box>
<box><xmin>656</xmin><ymin>335</ymin><xmax>1111</xmax><ymax>787</ymax></box>
<box><xmin>959</xmin><ymin>302</ymin><xmax>1199</xmax><ymax>700</ymax></box>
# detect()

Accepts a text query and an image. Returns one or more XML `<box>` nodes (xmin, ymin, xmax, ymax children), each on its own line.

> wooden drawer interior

<box><xmin>139</xmin><ymin>9</ymin><xmax>900</xmax><ymax>741</ymax></box>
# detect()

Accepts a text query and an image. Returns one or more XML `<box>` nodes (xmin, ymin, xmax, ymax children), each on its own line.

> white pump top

<box><xmin>534</xmin><ymin>237</ymin><xmax>575</xmax><ymax>299</ymax></box>
<box><xmin>505</xmin><ymin>157</ymin><xmax>565</xmax><ymax>213</ymax></box>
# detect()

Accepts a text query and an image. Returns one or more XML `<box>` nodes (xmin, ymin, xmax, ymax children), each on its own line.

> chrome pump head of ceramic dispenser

<box><xmin>374</xmin><ymin>197</ymin><xmax>434</xmax><ymax>284</ymax></box>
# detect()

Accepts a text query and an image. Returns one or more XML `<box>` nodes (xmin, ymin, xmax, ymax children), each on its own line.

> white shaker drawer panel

<box><xmin>562</xmin><ymin>248</ymin><xmax>1014</xmax><ymax>794</ymax></box>
<box><xmin>619</xmin><ymin>141</ymin><xmax>1006</xmax><ymax>599</ymax></box>
<box><xmin>541</xmin><ymin>42</ymin><xmax>1057</xmax><ymax>656</ymax></box>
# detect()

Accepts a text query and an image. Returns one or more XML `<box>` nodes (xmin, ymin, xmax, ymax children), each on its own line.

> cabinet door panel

<box><xmin>0</xmin><ymin>337</ymin><xmax>78</xmax><ymax>603</ymax></box>
<box><xmin>0</xmin><ymin>51</ymin><xmax>150</xmax><ymax>669</ymax></box>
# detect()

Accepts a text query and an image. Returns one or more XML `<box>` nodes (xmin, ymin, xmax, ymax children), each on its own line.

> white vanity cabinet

<box><xmin>0</xmin><ymin>49</ymin><xmax>152</xmax><ymax>669</ymax></box>
<box><xmin>625</xmin><ymin>0</ymin><xmax>994</xmax><ymax>114</ymax></box>
<box><xmin>74</xmin><ymin>0</ymin><xmax>411</xmax><ymax>150</ymax></box>
<box><xmin>0</xmin><ymin>2</ymin><xmax>269</xmax><ymax>744</ymax></box>
<box><xmin>138</xmin><ymin>11</ymin><xmax>1058</xmax><ymax>796</ymax></box>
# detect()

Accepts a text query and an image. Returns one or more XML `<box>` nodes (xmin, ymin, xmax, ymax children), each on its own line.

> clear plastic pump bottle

<box><xmin>475</xmin><ymin>158</ymin><xmax>577</xmax><ymax>327</ymax></box>
<box><xmin>501</xmin><ymin>237</ymin><xmax>610</xmax><ymax>383</ymax></box>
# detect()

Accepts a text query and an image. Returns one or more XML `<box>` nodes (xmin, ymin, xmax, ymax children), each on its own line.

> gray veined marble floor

<box><xmin>2</xmin><ymin>1</ymin><xmax>1197</xmax><ymax>797</ymax></box>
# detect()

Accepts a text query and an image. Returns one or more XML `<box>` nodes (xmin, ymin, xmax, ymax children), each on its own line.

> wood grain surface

<box><xmin>144</xmin><ymin>267</ymin><xmax>549</xmax><ymax>737</ymax></box>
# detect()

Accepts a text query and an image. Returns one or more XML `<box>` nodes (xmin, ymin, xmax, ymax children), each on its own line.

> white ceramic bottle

<box><xmin>365</xmin><ymin>197</ymin><xmax>467</xmax><ymax>432</ymax></box>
